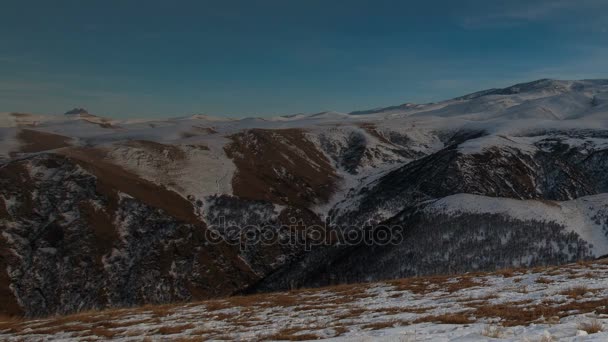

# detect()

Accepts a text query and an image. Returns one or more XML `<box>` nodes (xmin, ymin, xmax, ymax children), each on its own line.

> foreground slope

<box><xmin>2</xmin><ymin>261</ymin><xmax>608</xmax><ymax>341</ymax></box>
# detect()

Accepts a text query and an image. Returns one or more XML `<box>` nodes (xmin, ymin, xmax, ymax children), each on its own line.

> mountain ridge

<box><xmin>2</xmin><ymin>78</ymin><xmax>608</xmax><ymax>317</ymax></box>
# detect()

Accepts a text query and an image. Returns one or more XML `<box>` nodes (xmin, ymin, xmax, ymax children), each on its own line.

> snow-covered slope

<box><xmin>3</xmin><ymin>260</ymin><xmax>608</xmax><ymax>341</ymax></box>
<box><xmin>428</xmin><ymin>193</ymin><xmax>608</xmax><ymax>256</ymax></box>
<box><xmin>3</xmin><ymin>78</ymin><xmax>608</xmax><ymax>317</ymax></box>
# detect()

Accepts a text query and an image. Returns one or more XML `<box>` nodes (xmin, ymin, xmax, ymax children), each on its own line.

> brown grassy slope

<box><xmin>13</xmin><ymin>129</ymin><xmax>72</xmax><ymax>155</ymax></box>
<box><xmin>225</xmin><ymin>128</ymin><xmax>338</xmax><ymax>207</ymax></box>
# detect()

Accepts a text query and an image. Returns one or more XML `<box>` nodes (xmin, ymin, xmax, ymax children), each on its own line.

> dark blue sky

<box><xmin>1</xmin><ymin>0</ymin><xmax>607</xmax><ymax>118</ymax></box>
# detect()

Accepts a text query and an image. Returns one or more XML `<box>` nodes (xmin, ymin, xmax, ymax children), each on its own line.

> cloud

<box><xmin>460</xmin><ymin>0</ymin><xmax>608</xmax><ymax>29</ymax></box>
<box><xmin>522</xmin><ymin>46</ymin><xmax>608</xmax><ymax>80</ymax></box>
<box><xmin>499</xmin><ymin>0</ymin><xmax>576</xmax><ymax>20</ymax></box>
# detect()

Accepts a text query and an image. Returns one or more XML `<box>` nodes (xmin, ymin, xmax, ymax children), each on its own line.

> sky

<box><xmin>1</xmin><ymin>0</ymin><xmax>607</xmax><ymax>118</ymax></box>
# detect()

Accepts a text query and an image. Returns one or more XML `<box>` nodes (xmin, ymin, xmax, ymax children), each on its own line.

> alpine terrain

<box><xmin>2</xmin><ymin>78</ymin><xmax>608</xmax><ymax>330</ymax></box>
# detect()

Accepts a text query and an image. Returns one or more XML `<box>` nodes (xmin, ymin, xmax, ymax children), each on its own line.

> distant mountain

<box><xmin>3</xmin><ymin>78</ymin><xmax>608</xmax><ymax>316</ymax></box>
<box><xmin>349</xmin><ymin>103</ymin><xmax>423</xmax><ymax>115</ymax></box>
<box><xmin>64</xmin><ymin>107</ymin><xmax>90</xmax><ymax>115</ymax></box>
<box><xmin>349</xmin><ymin>78</ymin><xmax>608</xmax><ymax>120</ymax></box>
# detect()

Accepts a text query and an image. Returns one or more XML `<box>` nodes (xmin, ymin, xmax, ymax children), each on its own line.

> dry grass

<box><xmin>577</xmin><ymin>319</ymin><xmax>604</xmax><ymax>334</ymax></box>
<box><xmin>567</xmin><ymin>273</ymin><xmax>583</xmax><ymax>279</ymax></box>
<box><xmin>14</xmin><ymin>128</ymin><xmax>72</xmax><ymax>154</ymax></box>
<box><xmin>326</xmin><ymin>283</ymin><xmax>373</xmax><ymax>299</ymax></box>
<box><xmin>3</xmin><ymin>259</ymin><xmax>608</xmax><ymax>340</ymax></box>
<box><xmin>388</xmin><ymin>274</ymin><xmax>484</xmax><ymax>296</ymax></box>
<box><xmin>334</xmin><ymin>307</ymin><xmax>369</xmax><ymax>320</ymax></box>
<box><xmin>471</xmin><ymin>302</ymin><xmax>555</xmax><ymax>326</ymax></box>
<box><xmin>445</xmin><ymin>277</ymin><xmax>482</xmax><ymax>293</ymax></box>
<box><xmin>497</xmin><ymin>268</ymin><xmax>518</xmax><ymax>278</ymax></box>
<box><xmin>414</xmin><ymin>312</ymin><xmax>473</xmax><ymax>324</ymax></box>
<box><xmin>332</xmin><ymin>326</ymin><xmax>348</xmax><ymax>336</ymax></box>
<box><xmin>172</xmin><ymin>337</ymin><xmax>207</xmax><ymax>342</ymax></box>
<box><xmin>361</xmin><ymin>321</ymin><xmax>401</xmax><ymax>330</ymax></box>
<box><xmin>0</xmin><ymin>315</ymin><xmax>24</xmax><ymax>333</ymax></box>
<box><xmin>15</xmin><ymin>323</ymin><xmax>97</xmax><ymax>337</ymax></box>
<box><xmin>225</xmin><ymin>128</ymin><xmax>339</xmax><ymax>207</ymax></box>
<box><xmin>545</xmin><ymin>269</ymin><xmax>562</xmax><ymax>276</ymax></box>
<box><xmin>157</xmin><ymin>323</ymin><xmax>195</xmax><ymax>335</ymax></box>
<box><xmin>265</xmin><ymin>327</ymin><xmax>320</xmax><ymax>341</ymax></box>
<box><xmin>456</xmin><ymin>293</ymin><xmax>498</xmax><ymax>303</ymax></box>
<box><xmin>559</xmin><ymin>285</ymin><xmax>589</xmax><ymax>299</ymax></box>
<box><xmin>470</xmin><ymin>297</ymin><xmax>608</xmax><ymax>327</ymax></box>
<box><xmin>200</xmin><ymin>300</ymin><xmax>228</xmax><ymax>312</ymax></box>
<box><xmin>374</xmin><ymin>306</ymin><xmax>432</xmax><ymax>315</ymax></box>
<box><xmin>225</xmin><ymin>292</ymin><xmax>299</xmax><ymax>309</ymax></box>
<box><xmin>293</xmin><ymin>304</ymin><xmax>338</xmax><ymax>312</ymax></box>
<box><xmin>88</xmin><ymin>326</ymin><xmax>119</xmax><ymax>339</ymax></box>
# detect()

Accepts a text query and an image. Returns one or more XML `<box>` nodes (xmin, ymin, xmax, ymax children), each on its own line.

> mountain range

<box><xmin>2</xmin><ymin>78</ymin><xmax>608</xmax><ymax>317</ymax></box>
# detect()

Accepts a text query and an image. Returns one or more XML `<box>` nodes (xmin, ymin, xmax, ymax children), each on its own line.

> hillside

<box><xmin>1</xmin><ymin>260</ymin><xmax>608</xmax><ymax>341</ymax></box>
<box><xmin>2</xmin><ymin>79</ymin><xmax>608</xmax><ymax>317</ymax></box>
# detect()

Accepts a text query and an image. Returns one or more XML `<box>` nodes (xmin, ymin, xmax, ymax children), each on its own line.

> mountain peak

<box><xmin>455</xmin><ymin>79</ymin><xmax>568</xmax><ymax>101</ymax></box>
<box><xmin>64</xmin><ymin>108</ymin><xmax>89</xmax><ymax>116</ymax></box>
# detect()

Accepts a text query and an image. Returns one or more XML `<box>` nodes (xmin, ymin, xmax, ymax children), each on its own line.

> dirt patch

<box><xmin>225</xmin><ymin>129</ymin><xmax>339</xmax><ymax>207</ymax></box>
<box><xmin>13</xmin><ymin>129</ymin><xmax>72</xmax><ymax>154</ymax></box>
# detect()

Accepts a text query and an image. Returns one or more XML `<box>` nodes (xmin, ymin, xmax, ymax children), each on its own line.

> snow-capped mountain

<box><xmin>3</xmin><ymin>79</ymin><xmax>608</xmax><ymax>317</ymax></box>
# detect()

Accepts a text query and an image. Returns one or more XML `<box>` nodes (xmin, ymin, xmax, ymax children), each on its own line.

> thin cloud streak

<box><xmin>460</xmin><ymin>0</ymin><xmax>608</xmax><ymax>29</ymax></box>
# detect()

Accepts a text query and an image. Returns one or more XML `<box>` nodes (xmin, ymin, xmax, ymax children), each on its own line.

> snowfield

<box><xmin>2</xmin><ymin>260</ymin><xmax>608</xmax><ymax>341</ymax></box>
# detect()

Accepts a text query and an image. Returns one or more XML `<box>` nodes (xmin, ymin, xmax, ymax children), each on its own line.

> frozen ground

<box><xmin>2</xmin><ymin>260</ymin><xmax>608</xmax><ymax>341</ymax></box>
